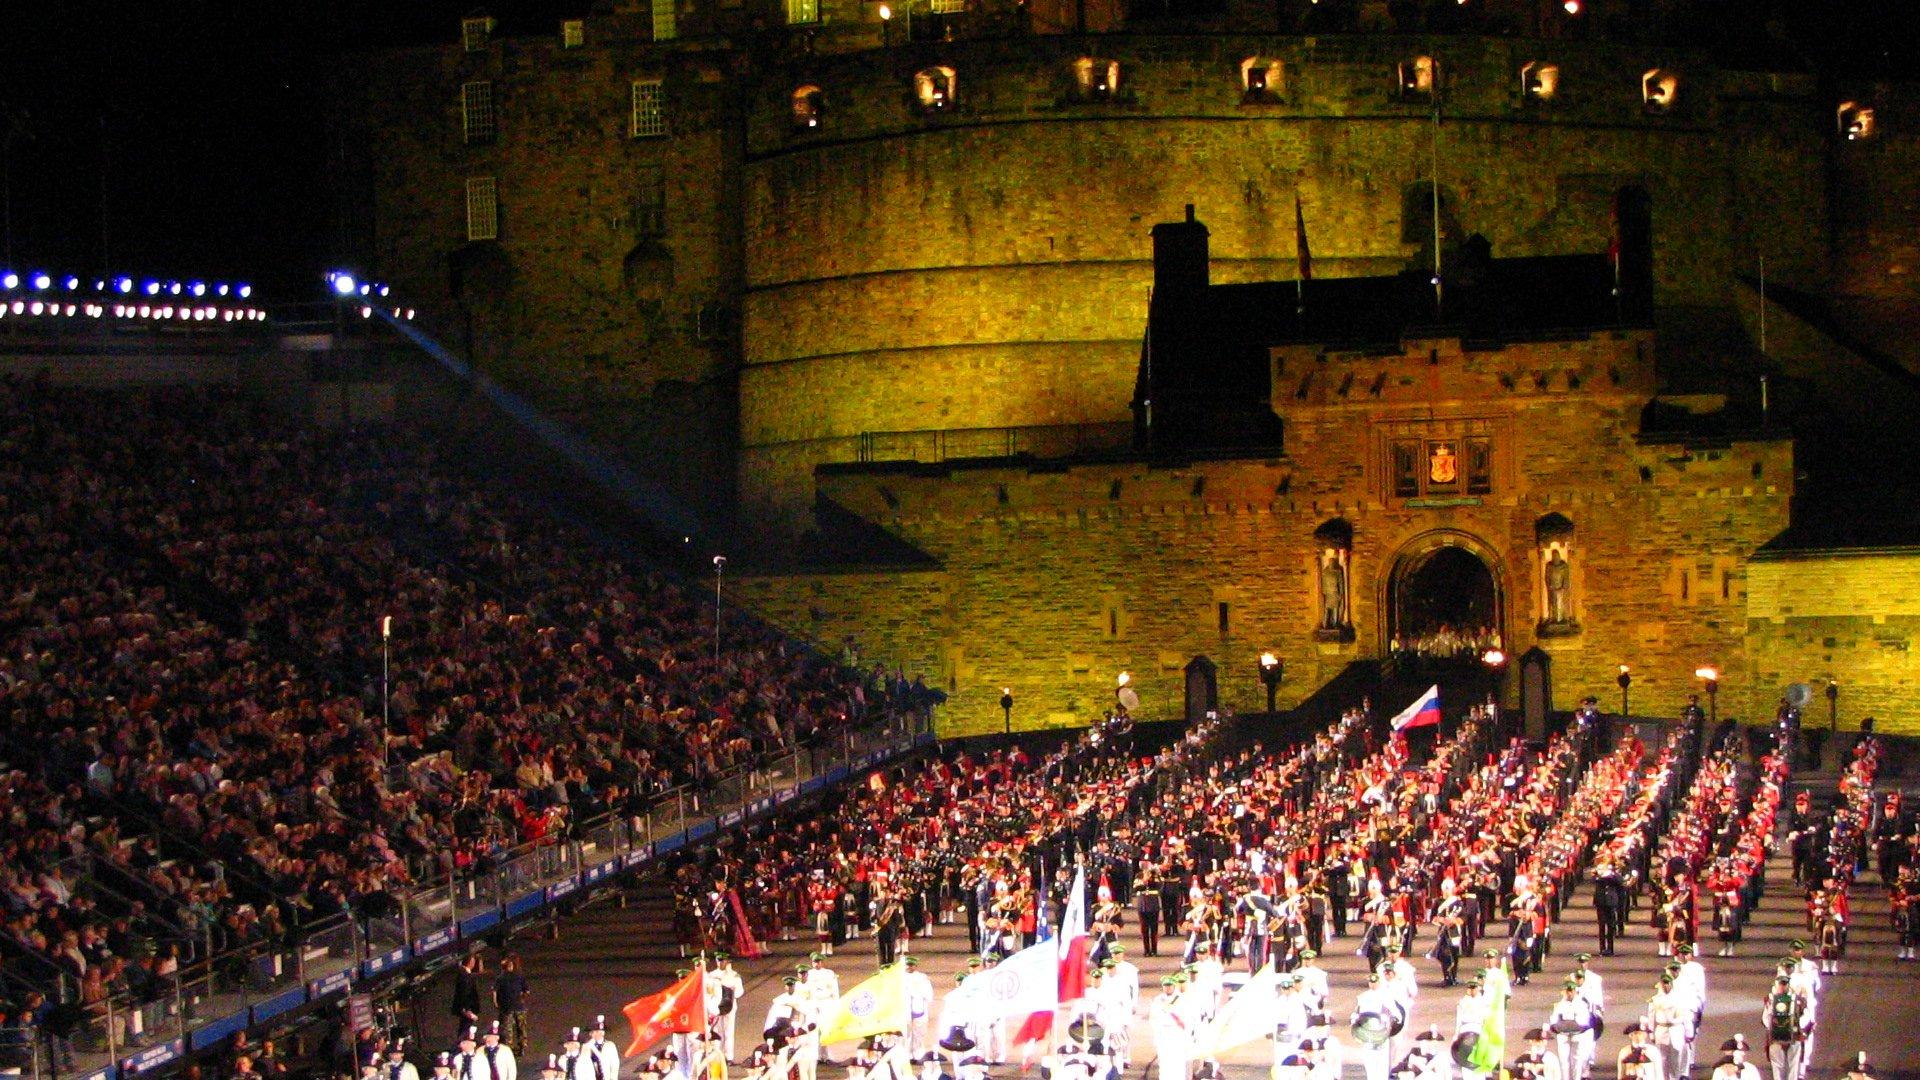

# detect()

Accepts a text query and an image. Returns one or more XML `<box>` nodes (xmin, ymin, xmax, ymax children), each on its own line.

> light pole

<box><xmin>712</xmin><ymin>555</ymin><xmax>726</xmax><ymax>669</ymax></box>
<box><xmin>1482</xmin><ymin>648</ymin><xmax>1508</xmax><ymax>733</ymax></box>
<box><xmin>878</xmin><ymin>3</ymin><xmax>892</xmax><ymax>46</ymax></box>
<box><xmin>1259</xmin><ymin>652</ymin><xmax>1284</xmax><ymax>716</ymax></box>
<box><xmin>1695</xmin><ymin>666</ymin><xmax>1719</xmax><ymax>727</ymax></box>
<box><xmin>380</xmin><ymin>615</ymin><xmax>392</xmax><ymax>781</ymax></box>
<box><xmin>1001</xmin><ymin>688</ymin><xmax>1014</xmax><ymax>735</ymax></box>
<box><xmin>1617</xmin><ymin>664</ymin><xmax>1632</xmax><ymax>717</ymax></box>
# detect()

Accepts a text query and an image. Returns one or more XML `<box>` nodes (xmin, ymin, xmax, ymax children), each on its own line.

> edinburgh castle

<box><xmin>336</xmin><ymin>0</ymin><xmax>1920</xmax><ymax>735</ymax></box>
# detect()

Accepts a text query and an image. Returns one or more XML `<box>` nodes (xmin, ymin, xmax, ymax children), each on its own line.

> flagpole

<box><xmin>1431</xmin><ymin>99</ymin><xmax>1443</xmax><ymax>315</ymax></box>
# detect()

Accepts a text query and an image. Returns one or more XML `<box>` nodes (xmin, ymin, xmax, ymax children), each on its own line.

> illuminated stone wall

<box><xmin>735</xmin><ymin>38</ymin><xmax>1829</xmax><ymax>531</ymax></box>
<box><xmin>335</xmin><ymin>37</ymin><xmax>743</xmax><ymax>511</ymax></box>
<box><xmin>342</xmin><ymin>27</ymin><xmax>1846</xmax><ymax>531</ymax></box>
<box><xmin>734</xmin><ymin>329</ymin><xmax>1799</xmax><ymax>736</ymax></box>
<box><xmin>1746</xmin><ymin>550</ymin><xmax>1920</xmax><ymax>735</ymax></box>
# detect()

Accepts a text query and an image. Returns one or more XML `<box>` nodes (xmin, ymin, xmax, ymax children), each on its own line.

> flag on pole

<box><xmin>1389</xmin><ymin>685</ymin><xmax>1443</xmax><ymax>733</ymax></box>
<box><xmin>1468</xmin><ymin>962</ymin><xmax>1510</xmax><ymax>1073</ymax></box>
<box><xmin>820</xmin><ymin>963</ymin><xmax>912</xmax><ymax>1045</ymax></box>
<box><xmin>945</xmin><ymin>940</ymin><xmax>1059</xmax><ymax>1022</ymax></box>
<box><xmin>1058</xmin><ymin>865</ymin><xmax>1091</xmax><ymax>1005</ymax></box>
<box><xmin>1196</xmin><ymin>962</ymin><xmax>1284</xmax><ymax>1056</ymax></box>
<box><xmin>622</xmin><ymin>969</ymin><xmax>706</xmax><ymax>1058</ymax></box>
<box><xmin>1294</xmin><ymin>193</ymin><xmax>1313</xmax><ymax>282</ymax></box>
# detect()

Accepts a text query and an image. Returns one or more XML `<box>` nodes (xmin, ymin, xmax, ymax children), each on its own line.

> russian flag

<box><xmin>1389</xmin><ymin>684</ymin><xmax>1443</xmax><ymax>733</ymax></box>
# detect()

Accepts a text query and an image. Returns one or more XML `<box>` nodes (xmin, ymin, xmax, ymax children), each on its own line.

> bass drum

<box><xmin>1350</xmin><ymin>1011</ymin><xmax>1391</xmax><ymax>1047</ymax></box>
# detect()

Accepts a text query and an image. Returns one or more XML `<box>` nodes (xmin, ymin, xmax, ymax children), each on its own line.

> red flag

<box><xmin>1294</xmin><ymin>193</ymin><xmax>1313</xmax><ymax>282</ymax></box>
<box><xmin>622</xmin><ymin>969</ymin><xmax>706</xmax><ymax>1058</ymax></box>
<box><xmin>1058</xmin><ymin>865</ymin><xmax>1091</xmax><ymax>1004</ymax></box>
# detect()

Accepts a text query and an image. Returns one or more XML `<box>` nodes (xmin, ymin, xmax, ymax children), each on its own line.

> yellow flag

<box><xmin>1197</xmin><ymin>962</ymin><xmax>1283</xmax><ymax>1057</ymax></box>
<box><xmin>821</xmin><ymin>962</ymin><xmax>911</xmax><ymax>1045</ymax></box>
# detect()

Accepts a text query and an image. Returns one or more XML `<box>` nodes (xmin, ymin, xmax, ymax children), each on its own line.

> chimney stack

<box><xmin>1151</xmin><ymin>204</ymin><xmax>1210</xmax><ymax>305</ymax></box>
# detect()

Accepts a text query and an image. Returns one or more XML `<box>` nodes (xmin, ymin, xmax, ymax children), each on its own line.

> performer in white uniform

<box><xmin>1149</xmin><ymin>977</ymin><xmax>1192</xmax><ymax>1080</ymax></box>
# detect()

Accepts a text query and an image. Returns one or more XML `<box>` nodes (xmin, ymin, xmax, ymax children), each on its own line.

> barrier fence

<box><xmin>21</xmin><ymin>714</ymin><xmax>934</xmax><ymax>1080</ymax></box>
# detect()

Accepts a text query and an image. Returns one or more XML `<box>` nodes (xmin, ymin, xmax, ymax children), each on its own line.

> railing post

<box><xmin>105</xmin><ymin>996</ymin><xmax>119</xmax><ymax>1065</ymax></box>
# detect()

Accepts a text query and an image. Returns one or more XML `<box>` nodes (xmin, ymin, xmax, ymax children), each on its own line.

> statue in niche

<box><xmin>1543</xmin><ymin>547</ymin><xmax>1573</xmax><ymax>627</ymax></box>
<box><xmin>1319</xmin><ymin>548</ymin><xmax>1349</xmax><ymax>631</ymax></box>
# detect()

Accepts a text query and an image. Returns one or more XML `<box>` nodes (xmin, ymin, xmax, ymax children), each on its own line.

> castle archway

<box><xmin>1384</xmin><ymin>531</ymin><xmax>1505</xmax><ymax>665</ymax></box>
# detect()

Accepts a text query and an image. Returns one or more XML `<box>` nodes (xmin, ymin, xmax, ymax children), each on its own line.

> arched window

<box><xmin>914</xmin><ymin>66</ymin><xmax>956</xmax><ymax>112</ymax></box>
<box><xmin>1642</xmin><ymin>69</ymin><xmax>1679</xmax><ymax>114</ymax></box>
<box><xmin>1838</xmin><ymin>101</ymin><xmax>1876</xmax><ymax>141</ymax></box>
<box><xmin>1240</xmin><ymin>57</ymin><xmax>1284</xmax><ymax>103</ymax></box>
<box><xmin>1398</xmin><ymin>56</ymin><xmax>1438</xmax><ymax>100</ymax></box>
<box><xmin>1520</xmin><ymin>62</ymin><xmax>1559</xmax><ymax>102</ymax></box>
<box><xmin>792</xmin><ymin>85</ymin><xmax>825</xmax><ymax>130</ymax></box>
<box><xmin>1073</xmin><ymin>57</ymin><xmax>1122</xmax><ymax>102</ymax></box>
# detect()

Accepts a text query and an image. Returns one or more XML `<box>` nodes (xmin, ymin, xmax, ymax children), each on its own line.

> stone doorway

<box><xmin>1184</xmin><ymin>657</ymin><xmax>1218</xmax><ymax>724</ymax></box>
<box><xmin>1386</xmin><ymin>534</ymin><xmax>1504</xmax><ymax>664</ymax></box>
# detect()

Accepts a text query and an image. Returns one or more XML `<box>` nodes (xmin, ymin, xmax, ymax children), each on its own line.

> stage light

<box><xmin>332</xmin><ymin>274</ymin><xmax>357</xmax><ymax>297</ymax></box>
<box><xmin>145</xmin><ymin>281</ymin><xmax>160</xmax><ymax>295</ymax></box>
<box><xmin>168</xmin><ymin>282</ymin><xmax>182</xmax><ymax>296</ymax></box>
<box><xmin>217</xmin><ymin>284</ymin><xmax>230</xmax><ymax>296</ymax></box>
<box><xmin>116</xmin><ymin>278</ymin><xmax>133</xmax><ymax>294</ymax></box>
<box><xmin>64</xmin><ymin>277</ymin><xmax>80</xmax><ymax>291</ymax></box>
<box><xmin>32</xmin><ymin>274</ymin><xmax>51</xmax><ymax>290</ymax></box>
<box><xmin>377</xmin><ymin>285</ymin><xmax>390</xmax><ymax>297</ymax></box>
<box><xmin>1</xmin><ymin>273</ymin><xmax>16</xmax><ymax>290</ymax></box>
<box><xmin>238</xmin><ymin>285</ymin><xmax>252</xmax><ymax>298</ymax></box>
<box><xmin>191</xmin><ymin>282</ymin><xmax>207</xmax><ymax>297</ymax></box>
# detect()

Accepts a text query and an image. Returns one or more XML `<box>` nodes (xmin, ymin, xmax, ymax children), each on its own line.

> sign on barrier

<box><xmin>363</xmin><ymin>946</ymin><xmax>410</xmax><ymax>978</ymax></box>
<box><xmin>547</xmin><ymin>877</ymin><xmax>579</xmax><ymax>903</ymax></box>
<box><xmin>81</xmin><ymin>1067</ymin><xmax>119</xmax><ymax>1080</ymax></box>
<box><xmin>123</xmin><ymin>1039</ymin><xmax>185</xmax><ymax>1075</ymax></box>
<box><xmin>309</xmin><ymin>969</ymin><xmax>353</xmax><ymax>999</ymax></box>
<box><xmin>777</xmin><ymin>786</ymin><xmax>799</xmax><ymax>804</ymax></box>
<box><xmin>624</xmin><ymin>843</ymin><xmax>654</xmax><ymax>868</ymax></box>
<box><xmin>719</xmin><ymin>809</ymin><xmax>743</xmax><ymax>829</ymax></box>
<box><xmin>414</xmin><ymin>927</ymin><xmax>458</xmax><ymax>957</ymax></box>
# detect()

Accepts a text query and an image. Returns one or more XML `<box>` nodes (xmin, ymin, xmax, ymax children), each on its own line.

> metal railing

<box><xmin>41</xmin><ymin>711</ymin><xmax>934</xmax><ymax>1080</ymax></box>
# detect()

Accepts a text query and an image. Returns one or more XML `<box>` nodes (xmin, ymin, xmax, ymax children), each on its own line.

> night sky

<box><xmin>0</xmin><ymin>0</ymin><xmax>1913</xmax><ymax>302</ymax></box>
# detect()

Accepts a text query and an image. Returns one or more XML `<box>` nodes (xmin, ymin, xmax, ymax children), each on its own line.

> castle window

<box><xmin>785</xmin><ymin>0</ymin><xmax>819</xmax><ymax>25</ymax></box>
<box><xmin>461</xmin><ymin>16</ymin><xmax>494</xmax><ymax>52</ymax></box>
<box><xmin>1642</xmin><ymin>69</ymin><xmax>1679</xmax><ymax>114</ymax></box>
<box><xmin>652</xmin><ymin>0</ymin><xmax>678</xmax><ymax>41</ymax></box>
<box><xmin>465</xmin><ymin>177</ymin><xmax>498</xmax><ymax>242</ymax></box>
<box><xmin>1241</xmin><ymin>57</ymin><xmax>1284</xmax><ymax>103</ymax></box>
<box><xmin>914</xmin><ymin>66</ymin><xmax>957</xmax><ymax>112</ymax></box>
<box><xmin>631</xmin><ymin>79</ymin><xmax>668</xmax><ymax>138</ymax></box>
<box><xmin>461</xmin><ymin>81</ymin><xmax>496</xmax><ymax>144</ymax></box>
<box><xmin>1838</xmin><ymin>101</ymin><xmax>1876</xmax><ymax>141</ymax></box>
<box><xmin>792</xmin><ymin>85</ymin><xmax>825</xmax><ymax>130</ymax></box>
<box><xmin>1520</xmin><ymin>62</ymin><xmax>1559</xmax><ymax>102</ymax></box>
<box><xmin>1466</xmin><ymin>436</ymin><xmax>1492</xmax><ymax>494</ymax></box>
<box><xmin>1391</xmin><ymin>439</ymin><xmax>1420</xmax><ymax>498</ymax></box>
<box><xmin>1218</xmin><ymin>601</ymin><xmax>1231</xmax><ymax>637</ymax></box>
<box><xmin>1397</xmin><ymin>56</ymin><xmax>1438</xmax><ymax>101</ymax></box>
<box><xmin>634</xmin><ymin>165</ymin><xmax>667</xmax><ymax>238</ymax></box>
<box><xmin>1073</xmin><ymin>57</ymin><xmax>1122</xmax><ymax>102</ymax></box>
<box><xmin>561</xmin><ymin>19</ymin><xmax>585</xmax><ymax>48</ymax></box>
